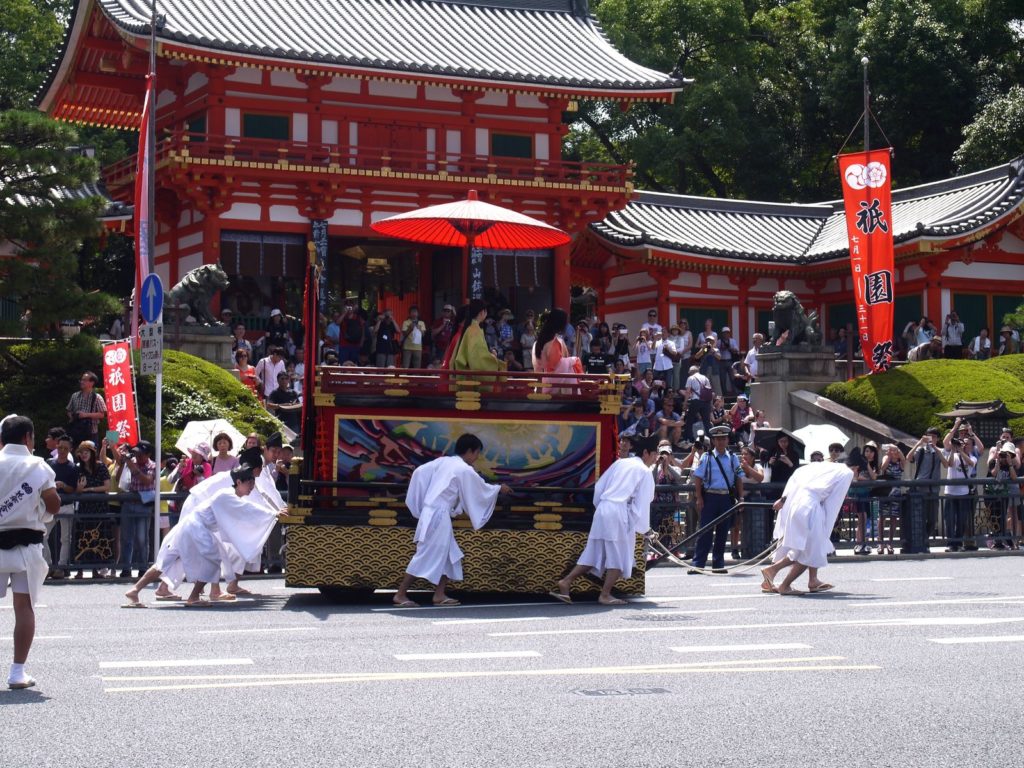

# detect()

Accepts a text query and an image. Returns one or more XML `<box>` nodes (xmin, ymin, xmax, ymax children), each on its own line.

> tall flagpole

<box><xmin>862</xmin><ymin>56</ymin><xmax>870</xmax><ymax>152</ymax></box>
<box><xmin>149</xmin><ymin>0</ymin><xmax>162</xmax><ymax>562</ymax></box>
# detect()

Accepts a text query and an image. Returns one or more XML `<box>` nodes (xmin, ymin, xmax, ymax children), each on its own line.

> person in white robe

<box><xmin>0</xmin><ymin>416</ymin><xmax>61</xmax><ymax>689</ymax></box>
<box><xmin>761</xmin><ymin>454</ymin><xmax>856</xmax><ymax>595</ymax></box>
<box><xmin>124</xmin><ymin>465</ymin><xmax>286</xmax><ymax>607</ymax></box>
<box><xmin>153</xmin><ymin>446</ymin><xmax>276</xmax><ymax>601</ymax></box>
<box><xmin>393</xmin><ymin>434</ymin><xmax>510</xmax><ymax>607</ymax></box>
<box><xmin>551</xmin><ymin>435</ymin><xmax>658</xmax><ymax>606</ymax></box>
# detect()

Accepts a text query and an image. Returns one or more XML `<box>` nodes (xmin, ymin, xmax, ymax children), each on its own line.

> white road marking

<box><xmin>0</xmin><ymin>604</ymin><xmax>46</xmax><ymax>609</ymax></box>
<box><xmin>629</xmin><ymin>594</ymin><xmax>767</xmax><ymax>603</ymax></box>
<box><xmin>393</xmin><ymin>651</ymin><xmax>541</xmax><ymax>661</ymax></box>
<box><xmin>431</xmin><ymin>616</ymin><xmax>552</xmax><ymax>626</ymax></box>
<box><xmin>0</xmin><ymin>635</ymin><xmax>71</xmax><ymax>641</ymax></box>
<box><xmin>870</xmin><ymin>577</ymin><xmax>953</xmax><ymax>582</ymax></box>
<box><xmin>372</xmin><ymin>601</ymin><xmax>567</xmax><ymax>612</ymax></box>
<box><xmin>99</xmin><ymin>658</ymin><xmax>254</xmax><ymax>669</ymax></box>
<box><xmin>847</xmin><ymin>596</ymin><xmax>1024</xmax><ymax>608</ymax></box>
<box><xmin>197</xmin><ymin>627</ymin><xmax>317</xmax><ymax>635</ymax></box>
<box><xmin>929</xmin><ymin>635</ymin><xmax>1024</xmax><ymax>646</ymax></box>
<box><xmin>648</xmin><ymin>607</ymin><xmax>757</xmax><ymax>616</ymax></box>
<box><xmin>104</xmin><ymin>656</ymin><xmax>874</xmax><ymax>692</ymax></box>
<box><xmin>490</xmin><ymin>616</ymin><xmax>1024</xmax><ymax>638</ymax></box>
<box><xmin>671</xmin><ymin>642</ymin><xmax>812</xmax><ymax>654</ymax></box>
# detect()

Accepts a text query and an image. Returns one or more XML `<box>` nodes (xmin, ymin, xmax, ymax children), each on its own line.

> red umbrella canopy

<box><xmin>370</xmin><ymin>190</ymin><xmax>570</xmax><ymax>250</ymax></box>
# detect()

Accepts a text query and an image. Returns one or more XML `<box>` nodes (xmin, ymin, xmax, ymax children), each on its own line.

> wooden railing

<box><xmin>103</xmin><ymin>131</ymin><xmax>633</xmax><ymax>192</ymax></box>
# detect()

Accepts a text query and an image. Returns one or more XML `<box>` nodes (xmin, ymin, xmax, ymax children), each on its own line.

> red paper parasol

<box><xmin>370</xmin><ymin>190</ymin><xmax>570</xmax><ymax>299</ymax></box>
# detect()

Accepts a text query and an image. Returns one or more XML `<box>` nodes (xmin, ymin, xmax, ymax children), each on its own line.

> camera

<box><xmin>950</xmin><ymin>437</ymin><xmax>963</xmax><ymax>447</ymax></box>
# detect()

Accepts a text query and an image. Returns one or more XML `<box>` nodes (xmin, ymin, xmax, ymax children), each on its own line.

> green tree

<box><xmin>0</xmin><ymin>110</ymin><xmax>120</xmax><ymax>335</ymax></box>
<box><xmin>953</xmin><ymin>86</ymin><xmax>1024</xmax><ymax>172</ymax></box>
<box><xmin>0</xmin><ymin>0</ymin><xmax>69</xmax><ymax>110</ymax></box>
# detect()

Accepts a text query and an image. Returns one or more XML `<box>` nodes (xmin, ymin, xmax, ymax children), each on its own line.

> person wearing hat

<box><xmin>264</xmin><ymin>308</ymin><xmax>296</xmax><ymax>358</ymax></box>
<box><xmin>219</xmin><ymin>307</ymin><xmax>233</xmax><ymax>327</ymax></box>
<box><xmin>551</xmin><ymin>434</ymin><xmax>659</xmax><ymax>605</ymax></box>
<box><xmin>173</xmin><ymin>442</ymin><xmax>212</xmax><ymax>496</ymax></box>
<box><xmin>114</xmin><ymin>439</ymin><xmax>157</xmax><ymax>578</ymax></box>
<box><xmin>651</xmin><ymin>439</ymin><xmax>685</xmax><ymax>546</ymax></box>
<box><xmin>666</xmin><ymin>323</ymin><xmax>689</xmax><ymax>390</ymax></box>
<box><xmin>728</xmin><ymin>394</ymin><xmax>755</xmax><ymax>445</ymax></box>
<box><xmin>998</xmin><ymin>326</ymin><xmax>1019</xmax><ymax>356</ymax></box>
<box><xmin>689</xmin><ymin>425</ymin><xmax>744</xmax><ymax>573</ymax></box>
<box><xmin>682</xmin><ymin>365</ymin><xmax>714</xmax><ymax>444</ymax></box>
<box><xmin>761</xmin><ymin>454</ymin><xmax>856</xmax><ymax>595</ymax></box>
<box><xmin>908</xmin><ymin>427</ymin><xmax>944</xmax><ymax>538</ymax></box>
<box><xmin>987</xmin><ymin>437</ymin><xmax>1021</xmax><ymax>549</ymax></box>
<box><xmin>906</xmin><ymin>336</ymin><xmax>943</xmax><ymax>362</ymax></box>
<box><xmin>124</xmin><ymin>464</ymin><xmax>288</xmax><ymax>607</ymax></box>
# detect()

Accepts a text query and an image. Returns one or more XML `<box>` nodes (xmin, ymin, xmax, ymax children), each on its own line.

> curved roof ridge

<box><xmin>635</xmin><ymin>190</ymin><xmax>834</xmax><ymax>219</ymax></box>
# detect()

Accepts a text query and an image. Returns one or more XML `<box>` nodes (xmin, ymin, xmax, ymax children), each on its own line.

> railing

<box><xmin>41</xmin><ymin>477</ymin><xmax>1019</xmax><ymax>580</ymax></box>
<box><xmin>296</xmin><ymin>476</ymin><xmax>1016</xmax><ymax>563</ymax></box>
<box><xmin>103</xmin><ymin>131</ymin><xmax>633</xmax><ymax>191</ymax></box>
<box><xmin>316</xmin><ymin>365</ymin><xmax>625</xmax><ymax>405</ymax></box>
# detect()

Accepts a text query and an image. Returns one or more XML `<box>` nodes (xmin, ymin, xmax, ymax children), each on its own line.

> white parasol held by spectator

<box><xmin>174</xmin><ymin>419</ymin><xmax>246</xmax><ymax>456</ymax></box>
<box><xmin>793</xmin><ymin>423</ymin><xmax>849</xmax><ymax>460</ymax></box>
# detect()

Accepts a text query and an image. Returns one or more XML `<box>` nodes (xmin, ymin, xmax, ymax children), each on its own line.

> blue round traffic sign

<box><xmin>140</xmin><ymin>273</ymin><xmax>164</xmax><ymax>323</ymax></box>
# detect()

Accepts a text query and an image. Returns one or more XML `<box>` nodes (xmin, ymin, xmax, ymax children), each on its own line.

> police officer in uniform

<box><xmin>690</xmin><ymin>425</ymin><xmax>744</xmax><ymax>573</ymax></box>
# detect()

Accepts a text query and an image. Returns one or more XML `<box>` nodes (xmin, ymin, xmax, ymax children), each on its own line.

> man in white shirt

<box><xmin>0</xmin><ymin>416</ymin><xmax>61</xmax><ymax>689</ymax></box>
<box><xmin>942</xmin><ymin>311</ymin><xmax>965</xmax><ymax>359</ymax></box>
<box><xmin>255</xmin><ymin>346</ymin><xmax>287</xmax><ymax>400</ymax></box>
<box><xmin>641</xmin><ymin>309</ymin><xmax>663</xmax><ymax>336</ymax></box>
<box><xmin>651</xmin><ymin>329</ymin><xmax>677</xmax><ymax>383</ymax></box>
<box><xmin>744</xmin><ymin>333</ymin><xmax>763</xmax><ymax>379</ymax></box>
<box><xmin>941</xmin><ymin>431</ymin><xmax>977</xmax><ymax>552</ymax></box>
<box><xmin>682</xmin><ymin>365</ymin><xmax>713</xmax><ymax>443</ymax></box>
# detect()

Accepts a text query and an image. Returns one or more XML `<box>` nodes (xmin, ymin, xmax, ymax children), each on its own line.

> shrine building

<box><xmin>576</xmin><ymin>157</ymin><xmax>1024</xmax><ymax>343</ymax></box>
<box><xmin>37</xmin><ymin>0</ymin><xmax>683</xmax><ymax>323</ymax></box>
<box><xmin>37</xmin><ymin>0</ymin><xmax>1023</xmax><ymax>339</ymax></box>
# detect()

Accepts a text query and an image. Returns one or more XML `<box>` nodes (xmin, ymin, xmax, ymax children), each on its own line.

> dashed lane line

<box><xmin>99</xmin><ymin>658</ymin><xmax>254</xmax><ymax>669</ymax></box>
<box><xmin>393</xmin><ymin>651</ymin><xmax>542</xmax><ymax>661</ymax></box>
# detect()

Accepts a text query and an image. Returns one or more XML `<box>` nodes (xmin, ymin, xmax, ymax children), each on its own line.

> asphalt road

<box><xmin>4</xmin><ymin>555</ymin><xmax>1024</xmax><ymax>768</ymax></box>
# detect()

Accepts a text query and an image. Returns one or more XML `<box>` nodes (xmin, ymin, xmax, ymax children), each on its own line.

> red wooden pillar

<box><xmin>418</xmin><ymin>249</ymin><xmax>434</xmax><ymax>317</ymax></box>
<box><xmin>553</xmin><ymin>242</ymin><xmax>571</xmax><ymax>310</ymax></box>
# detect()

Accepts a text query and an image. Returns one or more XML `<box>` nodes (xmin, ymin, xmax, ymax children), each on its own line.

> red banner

<box><xmin>838</xmin><ymin>149</ymin><xmax>895</xmax><ymax>373</ymax></box>
<box><xmin>131</xmin><ymin>72</ymin><xmax>154</xmax><ymax>347</ymax></box>
<box><xmin>102</xmin><ymin>341</ymin><xmax>139</xmax><ymax>446</ymax></box>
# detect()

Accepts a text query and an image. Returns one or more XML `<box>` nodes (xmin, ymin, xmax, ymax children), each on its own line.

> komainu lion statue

<box><xmin>165</xmin><ymin>264</ymin><xmax>230</xmax><ymax>325</ymax></box>
<box><xmin>768</xmin><ymin>290</ymin><xmax>821</xmax><ymax>348</ymax></box>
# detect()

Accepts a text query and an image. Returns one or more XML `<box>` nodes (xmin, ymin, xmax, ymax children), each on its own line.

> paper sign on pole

<box><xmin>102</xmin><ymin>341</ymin><xmax>139</xmax><ymax>445</ymax></box>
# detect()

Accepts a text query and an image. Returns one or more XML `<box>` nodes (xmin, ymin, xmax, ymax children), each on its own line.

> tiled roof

<box><xmin>593</xmin><ymin>157</ymin><xmax>1024</xmax><ymax>264</ymax></box>
<box><xmin>96</xmin><ymin>0</ymin><xmax>682</xmax><ymax>92</ymax></box>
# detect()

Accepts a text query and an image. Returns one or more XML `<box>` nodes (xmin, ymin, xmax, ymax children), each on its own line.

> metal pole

<box><xmin>861</xmin><ymin>56</ymin><xmax>870</xmax><ymax>152</ymax></box>
<box><xmin>149</xmin><ymin>0</ymin><xmax>161</xmax><ymax>562</ymax></box>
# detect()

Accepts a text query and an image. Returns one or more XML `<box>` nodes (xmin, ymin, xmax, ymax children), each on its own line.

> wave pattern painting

<box><xmin>336</xmin><ymin>416</ymin><xmax>598</xmax><ymax>488</ymax></box>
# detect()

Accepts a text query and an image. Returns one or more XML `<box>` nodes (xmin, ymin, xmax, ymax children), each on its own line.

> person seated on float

<box><xmin>448</xmin><ymin>299</ymin><xmax>505</xmax><ymax>380</ymax></box>
<box><xmin>531</xmin><ymin>309</ymin><xmax>583</xmax><ymax>394</ymax></box>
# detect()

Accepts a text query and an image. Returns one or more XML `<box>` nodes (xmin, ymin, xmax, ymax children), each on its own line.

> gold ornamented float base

<box><xmin>286</xmin><ymin>525</ymin><xmax>645</xmax><ymax>596</ymax></box>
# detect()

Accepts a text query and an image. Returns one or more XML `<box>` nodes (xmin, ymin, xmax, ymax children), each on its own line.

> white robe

<box><xmin>157</xmin><ymin>470</ymin><xmax>283</xmax><ymax>585</ymax></box>
<box><xmin>577</xmin><ymin>456</ymin><xmax>655</xmax><ymax>579</ymax></box>
<box><xmin>156</xmin><ymin>486</ymin><xmax>279</xmax><ymax>588</ymax></box>
<box><xmin>404</xmin><ymin>455</ymin><xmax>501</xmax><ymax>584</ymax></box>
<box><xmin>0</xmin><ymin>445</ymin><xmax>56</xmax><ymax>605</ymax></box>
<box><xmin>772</xmin><ymin>462</ymin><xmax>854</xmax><ymax>569</ymax></box>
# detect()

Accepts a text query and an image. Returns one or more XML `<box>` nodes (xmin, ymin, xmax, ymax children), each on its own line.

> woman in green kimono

<box><xmin>449</xmin><ymin>299</ymin><xmax>505</xmax><ymax>378</ymax></box>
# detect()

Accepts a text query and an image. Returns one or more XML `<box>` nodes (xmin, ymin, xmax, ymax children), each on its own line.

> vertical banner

<box><xmin>838</xmin><ymin>149</ymin><xmax>895</xmax><ymax>373</ymax></box>
<box><xmin>102</xmin><ymin>341</ymin><xmax>140</xmax><ymax>446</ymax></box>
<box><xmin>469</xmin><ymin>246</ymin><xmax>484</xmax><ymax>300</ymax></box>
<box><xmin>131</xmin><ymin>71</ymin><xmax>155</xmax><ymax>347</ymax></box>
<box><xmin>311</xmin><ymin>219</ymin><xmax>329</xmax><ymax>316</ymax></box>
<box><xmin>301</xmin><ymin>245</ymin><xmax>318</xmax><ymax>464</ymax></box>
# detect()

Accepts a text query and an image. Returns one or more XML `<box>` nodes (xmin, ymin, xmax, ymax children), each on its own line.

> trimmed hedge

<box><xmin>822</xmin><ymin>357</ymin><xmax>1024</xmax><ymax>437</ymax></box>
<box><xmin>0</xmin><ymin>336</ymin><xmax>281</xmax><ymax>453</ymax></box>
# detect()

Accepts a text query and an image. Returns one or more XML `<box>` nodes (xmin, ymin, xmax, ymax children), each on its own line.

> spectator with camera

<box><xmin>908</xmin><ymin>427</ymin><xmax>943</xmax><ymax>536</ymax></box>
<box><xmin>114</xmin><ymin>440</ymin><xmax>157</xmax><ymax>577</ymax></box>
<box><xmin>941</xmin><ymin>421</ymin><xmax>979</xmax><ymax>552</ymax></box>
<box><xmin>941</xmin><ymin>311</ymin><xmax>965</xmax><ymax>359</ymax></box>
<box><xmin>987</xmin><ymin>439</ymin><xmax>1020</xmax><ymax>549</ymax></box>
<box><xmin>66</xmin><ymin>372</ymin><xmax>107</xmax><ymax>447</ymax></box>
<box><xmin>682</xmin><ymin>365</ymin><xmax>714</xmax><ymax>444</ymax></box>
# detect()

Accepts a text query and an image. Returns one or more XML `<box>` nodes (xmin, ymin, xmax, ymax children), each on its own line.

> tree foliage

<box><xmin>0</xmin><ymin>0</ymin><xmax>69</xmax><ymax>110</ymax></box>
<box><xmin>581</xmin><ymin>0</ymin><xmax>1024</xmax><ymax>201</ymax></box>
<box><xmin>0</xmin><ymin>110</ymin><xmax>120</xmax><ymax>334</ymax></box>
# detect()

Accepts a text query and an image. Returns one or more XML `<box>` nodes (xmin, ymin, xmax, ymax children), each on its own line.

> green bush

<box><xmin>0</xmin><ymin>337</ymin><xmax>281</xmax><ymax>453</ymax></box>
<box><xmin>822</xmin><ymin>357</ymin><xmax>1024</xmax><ymax>436</ymax></box>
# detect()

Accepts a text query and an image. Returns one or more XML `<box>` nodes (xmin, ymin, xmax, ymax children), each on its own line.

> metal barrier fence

<box><xmin>45</xmin><ymin>477</ymin><xmax>1017</xmax><ymax>578</ymax></box>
